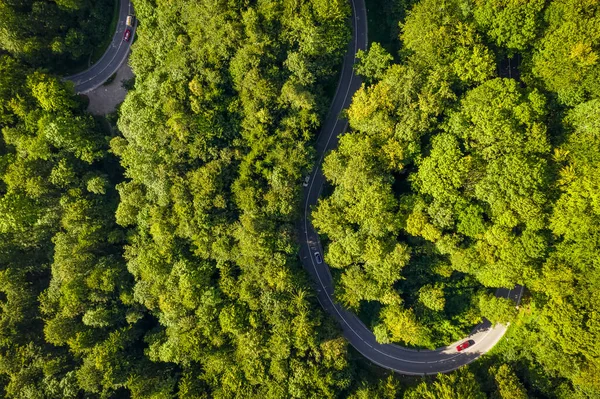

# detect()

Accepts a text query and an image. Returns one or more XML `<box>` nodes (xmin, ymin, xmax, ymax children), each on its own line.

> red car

<box><xmin>456</xmin><ymin>341</ymin><xmax>472</xmax><ymax>351</ymax></box>
<box><xmin>123</xmin><ymin>28</ymin><xmax>132</xmax><ymax>42</ymax></box>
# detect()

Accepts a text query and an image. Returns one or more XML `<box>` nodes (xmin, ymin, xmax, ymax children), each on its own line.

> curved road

<box><xmin>299</xmin><ymin>0</ymin><xmax>524</xmax><ymax>375</ymax></box>
<box><xmin>65</xmin><ymin>0</ymin><xmax>135</xmax><ymax>93</ymax></box>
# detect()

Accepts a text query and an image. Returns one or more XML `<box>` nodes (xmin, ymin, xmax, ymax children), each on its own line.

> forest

<box><xmin>0</xmin><ymin>0</ymin><xmax>598</xmax><ymax>398</ymax></box>
<box><xmin>315</xmin><ymin>0</ymin><xmax>600</xmax><ymax>396</ymax></box>
<box><xmin>0</xmin><ymin>0</ymin><xmax>113</xmax><ymax>70</ymax></box>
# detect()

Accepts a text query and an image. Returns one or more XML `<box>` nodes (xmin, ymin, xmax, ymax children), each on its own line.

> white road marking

<box><xmin>66</xmin><ymin>0</ymin><xmax>135</xmax><ymax>92</ymax></box>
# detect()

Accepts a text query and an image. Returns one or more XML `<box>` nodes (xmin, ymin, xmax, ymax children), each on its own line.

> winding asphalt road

<box><xmin>65</xmin><ymin>0</ymin><xmax>135</xmax><ymax>93</ymax></box>
<box><xmin>299</xmin><ymin>0</ymin><xmax>524</xmax><ymax>375</ymax></box>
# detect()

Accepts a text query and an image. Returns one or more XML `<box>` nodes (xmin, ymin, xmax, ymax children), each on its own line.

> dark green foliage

<box><xmin>364</xmin><ymin>0</ymin><xmax>414</xmax><ymax>56</ymax></box>
<box><xmin>0</xmin><ymin>0</ymin><xmax>114</xmax><ymax>70</ymax></box>
<box><xmin>0</xmin><ymin>55</ymin><xmax>169</xmax><ymax>397</ymax></box>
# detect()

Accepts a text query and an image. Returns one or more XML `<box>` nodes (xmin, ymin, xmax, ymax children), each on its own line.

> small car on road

<box><xmin>123</xmin><ymin>28</ymin><xmax>132</xmax><ymax>42</ymax></box>
<box><xmin>456</xmin><ymin>341</ymin><xmax>472</xmax><ymax>351</ymax></box>
<box><xmin>302</xmin><ymin>175</ymin><xmax>310</xmax><ymax>187</ymax></box>
<box><xmin>314</xmin><ymin>252</ymin><xmax>323</xmax><ymax>264</ymax></box>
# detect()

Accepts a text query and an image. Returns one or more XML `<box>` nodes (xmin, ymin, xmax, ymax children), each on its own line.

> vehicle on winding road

<box><xmin>70</xmin><ymin>0</ymin><xmax>525</xmax><ymax>376</ymax></box>
<box><xmin>298</xmin><ymin>0</ymin><xmax>524</xmax><ymax>375</ymax></box>
<box><xmin>65</xmin><ymin>0</ymin><xmax>136</xmax><ymax>93</ymax></box>
<box><xmin>456</xmin><ymin>341</ymin><xmax>472</xmax><ymax>351</ymax></box>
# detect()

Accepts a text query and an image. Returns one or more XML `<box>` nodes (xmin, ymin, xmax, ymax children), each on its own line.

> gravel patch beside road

<box><xmin>86</xmin><ymin>59</ymin><xmax>134</xmax><ymax>115</ymax></box>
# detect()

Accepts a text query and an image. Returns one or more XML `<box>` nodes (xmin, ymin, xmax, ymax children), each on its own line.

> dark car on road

<box><xmin>314</xmin><ymin>252</ymin><xmax>323</xmax><ymax>264</ymax></box>
<box><xmin>123</xmin><ymin>28</ymin><xmax>132</xmax><ymax>42</ymax></box>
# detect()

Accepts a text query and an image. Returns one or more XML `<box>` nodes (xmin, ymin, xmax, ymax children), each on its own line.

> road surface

<box><xmin>65</xmin><ymin>0</ymin><xmax>135</xmax><ymax>93</ymax></box>
<box><xmin>299</xmin><ymin>0</ymin><xmax>524</xmax><ymax>375</ymax></box>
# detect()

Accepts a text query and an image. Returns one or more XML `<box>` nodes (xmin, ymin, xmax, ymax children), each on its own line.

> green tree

<box><xmin>414</xmin><ymin>78</ymin><xmax>551</xmax><ymax>288</ymax></box>
<box><xmin>419</xmin><ymin>284</ymin><xmax>446</xmax><ymax>312</ymax></box>
<box><xmin>356</xmin><ymin>42</ymin><xmax>394</xmax><ymax>83</ymax></box>
<box><xmin>473</xmin><ymin>0</ymin><xmax>546</xmax><ymax>52</ymax></box>
<box><xmin>112</xmin><ymin>0</ymin><xmax>355</xmax><ymax>395</ymax></box>
<box><xmin>532</xmin><ymin>0</ymin><xmax>600</xmax><ymax>105</ymax></box>
<box><xmin>349</xmin><ymin>375</ymin><xmax>401</xmax><ymax>399</ymax></box>
<box><xmin>491</xmin><ymin>364</ymin><xmax>528</xmax><ymax>399</ymax></box>
<box><xmin>478</xmin><ymin>293</ymin><xmax>518</xmax><ymax>325</ymax></box>
<box><xmin>404</xmin><ymin>369</ymin><xmax>486</xmax><ymax>399</ymax></box>
<box><xmin>374</xmin><ymin>306</ymin><xmax>432</xmax><ymax>347</ymax></box>
<box><xmin>401</xmin><ymin>0</ymin><xmax>496</xmax><ymax>84</ymax></box>
<box><xmin>0</xmin><ymin>0</ymin><xmax>113</xmax><ymax>69</ymax></box>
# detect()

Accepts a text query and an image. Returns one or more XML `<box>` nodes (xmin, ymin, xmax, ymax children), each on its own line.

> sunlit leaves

<box><xmin>374</xmin><ymin>306</ymin><xmax>432</xmax><ymax>347</ymax></box>
<box><xmin>355</xmin><ymin>43</ymin><xmax>394</xmax><ymax>83</ymax></box>
<box><xmin>490</xmin><ymin>364</ymin><xmax>528</xmax><ymax>399</ymax></box>
<box><xmin>532</xmin><ymin>0</ymin><xmax>600</xmax><ymax>105</ymax></box>
<box><xmin>419</xmin><ymin>284</ymin><xmax>446</xmax><ymax>312</ymax></box>
<box><xmin>473</xmin><ymin>0</ymin><xmax>546</xmax><ymax>52</ymax></box>
<box><xmin>404</xmin><ymin>369</ymin><xmax>486</xmax><ymax>399</ymax></box>
<box><xmin>401</xmin><ymin>0</ymin><xmax>495</xmax><ymax>84</ymax></box>
<box><xmin>113</xmin><ymin>0</ymin><xmax>354</xmax><ymax>395</ymax></box>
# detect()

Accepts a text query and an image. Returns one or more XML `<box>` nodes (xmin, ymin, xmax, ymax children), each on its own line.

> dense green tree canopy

<box><xmin>1</xmin><ymin>0</ymin><xmax>356</xmax><ymax>395</ymax></box>
<box><xmin>0</xmin><ymin>54</ymin><xmax>166</xmax><ymax>397</ymax></box>
<box><xmin>110</xmin><ymin>0</ymin><xmax>354</xmax><ymax>396</ymax></box>
<box><xmin>1</xmin><ymin>0</ymin><xmax>600</xmax><ymax>397</ymax></box>
<box><xmin>0</xmin><ymin>0</ymin><xmax>113</xmax><ymax>70</ymax></box>
<box><xmin>404</xmin><ymin>369</ymin><xmax>485</xmax><ymax>399</ymax></box>
<box><xmin>314</xmin><ymin>0</ymin><xmax>600</xmax><ymax>396</ymax></box>
<box><xmin>531</xmin><ymin>0</ymin><xmax>600</xmax><ymax>105</ymax></box>
<box><xmin>473</xmin><ymin>0</ymin><xmax>546</xmax><ymax>52</ymax></box>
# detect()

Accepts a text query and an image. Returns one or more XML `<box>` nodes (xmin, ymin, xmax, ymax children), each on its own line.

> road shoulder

<box><xmin>85</xmin><ymin>59</ymin><xmax>134</xmax><ymax>115</ymax></box>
